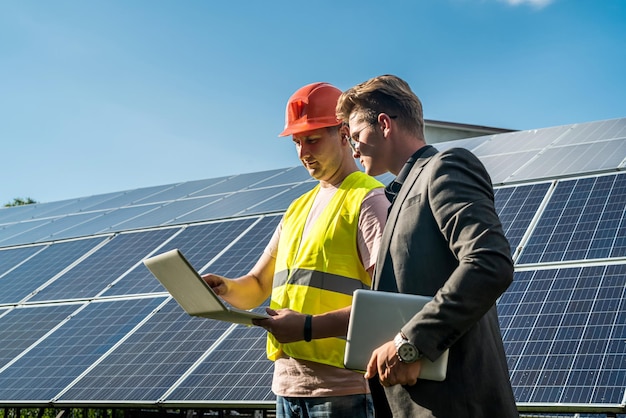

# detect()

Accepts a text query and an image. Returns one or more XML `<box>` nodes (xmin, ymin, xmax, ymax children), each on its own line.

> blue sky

<box><xmin>2</xmin><ymin>0</ymin><xmax>625</xmax><ymax>204</ymax></box>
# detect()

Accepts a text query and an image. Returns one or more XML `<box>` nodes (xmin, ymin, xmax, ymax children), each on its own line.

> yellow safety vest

<box><xmin>267</xmin><ymin>171</ymin><xmax>383</xmax><ymax>368</ymax></box>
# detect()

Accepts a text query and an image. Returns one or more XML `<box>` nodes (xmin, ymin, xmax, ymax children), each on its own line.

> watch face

<box><xmin>399</xmin><ymin>343</ymin><xmax>418</xmax><ymax>362</ymax></box>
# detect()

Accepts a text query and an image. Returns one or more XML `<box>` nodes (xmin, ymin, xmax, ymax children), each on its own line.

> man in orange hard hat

<box><xmin>203</xmin><ymin>82</ymin><xmax>389</xmax><ymax>417</ymax></box>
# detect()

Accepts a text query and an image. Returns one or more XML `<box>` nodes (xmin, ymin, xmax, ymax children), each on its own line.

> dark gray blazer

<box><xmin>372</xmin><ymin>146</ymin><xmax>518</xmax><ymax>417</ymax></box>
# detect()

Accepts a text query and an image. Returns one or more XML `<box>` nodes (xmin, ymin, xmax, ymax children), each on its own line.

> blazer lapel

<box><xmin>373</xmin><ymin>147</ymin><xmax>438</xmax><ymax>290</ymax></box>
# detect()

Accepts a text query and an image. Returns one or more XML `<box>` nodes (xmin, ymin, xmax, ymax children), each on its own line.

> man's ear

<box><xmin>339</xmin><ymin>124</ymin><xmax>351</xmax><ymax>141</ymax></box>
<box><xmin>378</xmin><ymin>113</ymin><xmax>394</xmax><ymax>137</ymax></box>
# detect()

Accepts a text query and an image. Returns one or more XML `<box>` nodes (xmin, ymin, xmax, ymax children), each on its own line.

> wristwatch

<box><xmin>394</xmin><ymin>332</ymin><xmax>422</xmax><ymax>363</ymax></box>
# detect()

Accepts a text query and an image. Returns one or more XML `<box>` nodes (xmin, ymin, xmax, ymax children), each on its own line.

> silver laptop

<box><xmin>143</xmin><ymin>249</ymin><xmax>269</xmax><ymax>326</ymax></box>
<box><xmin>344</xmin><ymin>289</ymin><xmax>449</xmax><ymax>381</ymax></box>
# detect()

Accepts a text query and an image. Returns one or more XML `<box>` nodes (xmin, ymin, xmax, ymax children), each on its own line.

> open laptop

<box><xmin>143</xmin><ymin>249</ymin><xmax>269</xmax><ymax>326</ymax></box>
<box><xmin>344</xmin><ymin>289</ymin><xmax>449</xmax><ymax>381</ymax></box>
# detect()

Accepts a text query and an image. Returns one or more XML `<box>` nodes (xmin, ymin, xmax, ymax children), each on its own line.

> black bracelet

<box><xmin>304</xmin><ymin>314</ymin><xmax>313</xmax><ymax>342</ymax></box>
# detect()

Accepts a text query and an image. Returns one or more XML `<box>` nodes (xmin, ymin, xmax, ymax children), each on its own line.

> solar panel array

<box><xmin>1</xmin><ymin>117</ymin><xmax>625</xmax><ymax>414</ymax></box>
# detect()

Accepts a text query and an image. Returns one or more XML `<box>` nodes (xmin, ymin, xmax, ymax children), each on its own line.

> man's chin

<box><xmin>306</xmin><ymin>167</ymin><xmax>322</xmax><ymax>179</ymax></box>
<box><xmin>364</xmin><ymin>166</ymin><xmax>385</xmax><ymax>177</ymax></box>
<box><xmin>363</xmin><ymin>165</ymin><xmax>375</xmax><ymax>176</ymax></box>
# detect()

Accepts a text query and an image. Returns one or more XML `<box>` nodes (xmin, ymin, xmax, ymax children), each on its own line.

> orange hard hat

<box><xmin>278</xmin><ymin>82</ymin><xmax>342</xmax><ymax>137</ymax></box>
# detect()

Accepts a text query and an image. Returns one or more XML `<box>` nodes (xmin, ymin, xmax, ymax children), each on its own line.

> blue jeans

<box><xmin>276</xmin><ymin>394</ymin><xmax>374</xmax><ymax>418</ymax></box>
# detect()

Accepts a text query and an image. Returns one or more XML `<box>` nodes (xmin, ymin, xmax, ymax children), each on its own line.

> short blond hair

<box><xmin>336</xmin><ymin>74</ymin><xmax>424</xmax><ymax>137</ymax></box>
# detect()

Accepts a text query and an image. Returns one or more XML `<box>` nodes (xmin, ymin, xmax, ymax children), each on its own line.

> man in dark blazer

<box><xmin>336</xmin><ymin>75</ymin><xmax>519</xmax><ymax>417</ymax></box>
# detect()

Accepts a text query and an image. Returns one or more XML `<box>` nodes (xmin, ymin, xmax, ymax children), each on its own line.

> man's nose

<box><xmin>298</xmin><ymin>143</ymin><xmax>310</xmax><ymax>158</ymax></box>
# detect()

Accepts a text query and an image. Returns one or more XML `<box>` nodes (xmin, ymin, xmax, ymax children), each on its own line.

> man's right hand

<box><xmin>202</xmin><ymin>273</ymin><xmax>228</xmax><ymax>296</ymax></box>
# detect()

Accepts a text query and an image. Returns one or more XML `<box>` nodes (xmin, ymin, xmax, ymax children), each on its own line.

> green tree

<box><xmin>4</xmin><ymin>197</ymin><xmax>38</xmax><ymax>207</ymax></box>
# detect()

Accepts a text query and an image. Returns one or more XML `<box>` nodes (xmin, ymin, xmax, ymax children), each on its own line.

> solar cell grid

<box><xmin>473</xmin><ymin>125</ymin><xmax>572</xmax><ymax>156</ymax></box>
<box><xmin>248</xmin><ymin>166</ymin><xmax>312</xmax><ymax>188</ymax></box>
<box><xmin>556</xmin><ymin>118</ymin><xmax>626</xmax><ymax>146</ymax></box>
<box><xmin>28</xmin><ymin>228</ymin><xmax>180</xmax><ymax>302</ymax></box>
<box><xmin>433</xmin><ymin>135</ymin><xmax>490</xmax><ymax>153</ymax></box>
<box><xmin>205</xmin><ymin>215</ymin><xmax>281</xmax><ymax>279</ymax></box>
<box><xmin>518</xmin><ymin>174</ymin><xmax>626</xmax><ymax>264</ymax></box>
<box><xmin>10</xmin><ymin>199</ymin><xmax>83</xmax><ymax>222</ymax></box>
<box><xmin>26</xmin><ymin>195</ymin><xmax>117</xmax><ymax>219</ymax></box>
<box><xmin>0</xmin><ymin>237</ymin><xmax>108</xmax><ymax>305</ymax></box>
<box><xmin>0</xmin><ymin>304</ymin><xmax>78</xmax><ymax>369</ymax></box>
<box><xmin>169</xmin><ymin>188</ymin><xmax>287</xmax><ymax>224</ymax></box>
<box><xmin>0</xmin><ymin>204</ymin><xmax>39</xmax><ymax>225</ymax></box>
<box><xmin>0</xmin><ymin>245</ymin><xmax>46</xmax><ymax>278</ymax></box>
<box><xmin>27</xmin><ymin>213</ymin><xmax>107</xmax><ymax>244</ymax></box>
<box><xmin>63</xmin><ymin>205</ymin><xmax>163</xmax><ymax>237</ymax></box>
<box><xmin>0</xmin><ymin>218</ymin><xmax>56</xmax><ymax>247</ymax></box>
<box><xmin>499</xmin><ymin>264</ymin><xmax>626</xmax><ymax>405</ymax></box>
<box><xmin>0</xmin><ymin>296</ymin><xmax>166</xmax><ymax>401</ymax></box>
<box><xmin>494</xmin><ymin>182</ymin><xmax>551</xmax><ymax>257</ymax></box>
<box><xmin>129</xmin><ymin>179</ymin><xmax>220</xmax><ymax>204</ymax></box>
<box><xmin>81</xmin><ymin>186</ymin><xmax>177</xmax><ymax>212</ymax></box>
<box><xmin>513</xmin><ymin>140</ymin><xmax>626</xmax><ymax>181</ymax></box>
<box><xmin>58</xmin><ymin>298</ymin><xmax>233</xmax><ymax>402</ymax></box>
<box><xmin>103</xmin><ymin>218</ymin><xmax>257</xmax><ymax>296</ymax></box>
<box><xmin>107</xmin><ymin>196</ymin><xmax>224</xmax><ymax>231</ymax></box>
<box><xmin>238</xmin><ymin>182</ymin><xmax>316</xmax><ymax>216</ymax></box>
<box><xmin>478</xmin><ymin>150</ymin><xmax>540</xmax><ymax>184</ymax></box>
<box><xmin>166</xmin><ymin>325</ymin><xmax>273</xmax><ymax>402</ymax></box>
<box><xmin>191</xmin><ymin>170</ymin><xmax>285</xmax><ymax>197</ymax></box>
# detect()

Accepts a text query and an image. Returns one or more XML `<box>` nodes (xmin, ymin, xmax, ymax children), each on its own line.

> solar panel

<box><xmin>511</xmin><ymin>139</ymin><xmax>626</xmax><ymax>182</ymax></box>
<box><xmin>433</xmin><ymin>135</ymin><xmax>490</xmax><ymax>153</ymax></box>
<box><xmin>499</xmin><ymin>264</ymin><xmax>626</xmax><ymax>405</ymax></box>
<box><xmin>0</xmin><ymin>245</ymin><xmax>46</xmax><ymax>278</ymax></box>
<box><xmin>105</xmin><ymin>196</ymin><xmax>225</xmax><ymax>231</ymax></box>
<box><xmin>494</xmin><ymin>182</ymin><xmax>551</xmax><ymax>257</ymax></box>
<box><xmin>0</xmin><ymin>117</ymin><xmax>625</xmax><ymax>414</ymax></box>
<box><xmin>26</xmin><ymin>193</ymin><xmax>124</xmax><ymax>219</ymax></box>
<box><xmin>81</xmin><ymin>187</ymin><xmax>178</xmax><ymax>212</ymax></box>
<box><xmin>517</xmin><ymin>173</ymin><xmax>626</xmax><ymax>264</ymax></box>
<box><xmin>0</xmin><ymin>304</ymin><xmax>79</xmax><ymax>369</ymax></box>
<box><xmin>168</xmin><ymin>189</ymin><xmax>289</xmax><ymax>224</ymax></box>
<box><xmin>0</xmin><ymin>219</ymin><xmax>59</xmax><ymax>247</ymax></box>
<box><xmin>238</xmin><ymin>182</ymin><xmax>316</xmax><ymax>216</ymax></box>
<box><xmin>191</xmin><ymin>170</ymin><xmax>288</xmax><ymax>196</ymax></box>
<box><xmin>0</xmin><ymin>296</ymin><xmax>166</xmax><ymax>402</ymax></box>
<box><xmin>129</xmin><ymin>179</ymin><xmax>225</xmax><ymax>205</ymax></box>
<box><xmin>18</xmin><ymin>213</ymin><xmax>108</xmax><ymax>244</ymax></box>
<box><xmin>47</xmin><ymin>205</ymin><xmax>164</xmax><ymax>241</ymax></box>
<box><xmin>27</xmin><ymin>229</ymin><xmax>180</xmax><ymax>302</ymax></box>
<box><xmin>204</xmin><ymin>215</ymin><xmax>281</xmax><ymax>279</ymax></box>
<box><xmin>165</xmin><ymin>325</ymin><xmax>274</xmax><ymax>402</ymax></box>
<box><xmin>0</xmin><ymin>237</ymin><xmax>108</xmax><ymax>305</ymax></box>
<box><xmin>5</xmin><ymin>199</ymin><xmax>85</xmax><ymax>222</ymax></box>
<box><xmin>480</xmin><ymin>150</ymin><xmax>543</xmax><ymax>184</ymax></box>
<box><xmin>555</xmin><ymin>118</ymin><xmax>626</xmax><ymax>146</ymax></box>
<box><xmin>57</xmin><ymin>298</ymin><xmax>233</xmax><ymax>402</ymax></box>
<box><xmin>0</xmin><ymin>204</ymin><xmax>40</xmax><ymax>225</ymax></box>
<box><xmin>102</xmin><ymin>217</ymin><xmax>258</xmax><ymax>296</ymax></box>
<box><xmin>249</xmin><ymin>166</ymin><xmax>313</xmax><ymax>188</ymax></box>
<box><xmin>473</xmin><ymin>124</ymin><xmax>573</xmax><ymax>156</ymax></box>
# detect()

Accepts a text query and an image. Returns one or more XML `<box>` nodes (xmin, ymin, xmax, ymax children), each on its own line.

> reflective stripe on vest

<box><xmin>267</xmin><ymin>171</ymin><xmax>383</xmax><ymax>368</ymax></box>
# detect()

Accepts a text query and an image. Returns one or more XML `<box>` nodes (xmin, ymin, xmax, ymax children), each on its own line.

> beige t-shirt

<box><xmin>265</xmin><ymin>184</ymin><xmax>389</xmax><ymax>397</ymax></box>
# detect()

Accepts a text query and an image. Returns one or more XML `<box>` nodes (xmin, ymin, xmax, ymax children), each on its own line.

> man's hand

<box><xmin>201</xmin><ymin>273</ymin><xmax>228</xmax><ymax>296</ymax></box>
<box><xmin>252</xmin><ymin>308</ymin><xmax>307</xmax><ymax>343</ymax></box>
<box><xmin>364</xmin><ymin>340</ymin><xmax>422</xmax><ymax>387</ymax></box>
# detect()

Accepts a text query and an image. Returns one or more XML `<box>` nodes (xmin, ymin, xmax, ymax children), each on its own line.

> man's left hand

<box><xmin>364</xmin><ymin>340</ymin><xmax>422</xmax><ymax>386</ymax></box>
<box><xmin>252</xmin><ymin>308</ymin><xmax>306</xmax><ymax>343</ymax></box>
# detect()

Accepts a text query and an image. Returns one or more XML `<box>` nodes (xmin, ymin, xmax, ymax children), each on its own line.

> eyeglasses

<box><xmin>347</xmin><ymin>136</ymin><xmax>359</xmax><ymax>153</ymax></box>
<box><xmin>346</xmin><ymin>123</ymin><xmax>374</xmax><ymax>153</ymax></box>
<box><xmin>346</xmin><ymin>115</ymin><xmax>397</xmax><ymax>153</ymax></box>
